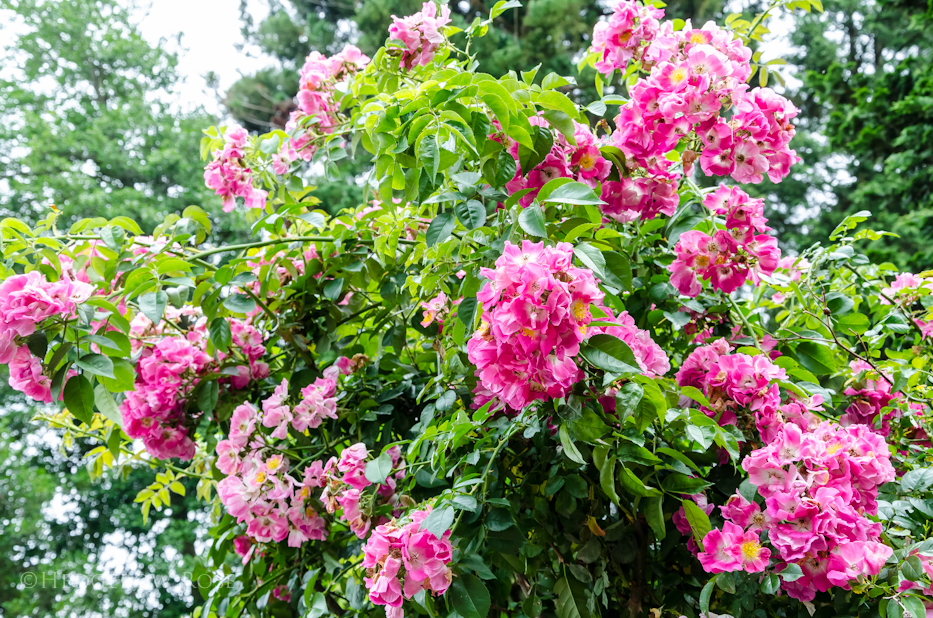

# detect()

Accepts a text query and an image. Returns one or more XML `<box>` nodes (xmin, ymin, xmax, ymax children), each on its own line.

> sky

<box><xmin>131</xmin><ymin>0</ymin><xmax>272</xmax><ymax>114</ymax></box>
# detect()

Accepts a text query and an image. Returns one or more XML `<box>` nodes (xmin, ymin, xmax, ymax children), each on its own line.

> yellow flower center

<box><xmin>255</xmin><ymin>471</ymin><xmax>266</xmax><ymax>484</ymax></box>
<box><xmin>740</xmin><ymin>540</ymin><xmax>762</xmax><ymax>560</ymax></box>
<box><xmin>571</xmin><ymin>300</ymin><xmax>590</xmax><ymax>322</ymax></box>
<box><xmin>695</xmin><ymin>255</ymin><xmax>710</xmax><ymax>268</ymax></box>
<box><xmin>690</xmin><ymin>32</ymin><xmax>709</xmax><ymax>44</ymax></box>
<box><xmin>579</xmin><ymin>153</ymin><xmax>596</xmax><ymax>170</ymax></box>
<box><xmin>268</xmin><ymin>458</ymin><xmax>280</xmax><ymax>470</ymax></box>
<box><xmin>671</xmin><ymin>67</ymin><xmax>689</xmax><ymax>83</ymax></box>
<box><xmin>826</xmin><ymin>443</ymin><xmax>842</xmax><ymax>454</ymax></box>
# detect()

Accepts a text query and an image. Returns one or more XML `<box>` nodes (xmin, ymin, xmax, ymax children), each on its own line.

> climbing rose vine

<box><xmin>2</xmin><ymin>1</ymin><xmax>933</xmax><ymax>618</ymax></box>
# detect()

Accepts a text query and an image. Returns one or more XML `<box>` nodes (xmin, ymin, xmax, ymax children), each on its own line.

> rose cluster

<box><xmin>0</xmin><ymin>271</ymin><xmax>94</xmax><ymax>402</ymax></box>
<box><xmin>467</xmin><ymin>241</ymin><xmax>604</xmax><ymax>410</ymax></box>
<box><xmin>319</xmin><ymin>442</ymin><xmax>405</xmax><ymax>539</ymax></box>
<box><xmin>120</xmin><ymin>336</ymin><xmax>212</xmax><ymax>460</ymax></box>
<box><xmin>216</xmin><ymin>408</ymin><xmax>329</xmax><ymax>547</ymax></box>
<box><xmin>279</xmin><ymin>45</ymin><xmax>370</xmax><ymax>167</ymax></box>
<box><xmin>362</xmin><ymin>508</ymin><xmax>453</xmax><ymax>618</ymax></box>
<box><xmin>839</xmin><ymin>360</ymin><xmax>898</xmax><ymax>435</ymax></box>
<box><xmin>675</xmin><ymin>338</ymin><xmax>787</xmax><ymax>428</ymax></box>
<box><xmin>469</xmin><ymin>241</ymin><xmax>671</xmax><ymax>410</ymax></box>
<box><xmin>203</xmin><ymin>125</ymin><xmax>268</xmax><ymax>213</ymax></box>
<box><xmin>388</xmin><ymin>1</ymin><xmax>452</xmax><ymax>70</ymax></box>
<box><xmin>698</xmin><ymin>419</ymin><xmax>896</xmax><ymax>601</ymax></box>
<box><xmin>669</xmin><ymin>185</ymin><xmax>781</xmax><ymax>297</ymax></box>
<box><xmin>881</xmin><ymin>272</ymin><xmax>933</xmax><ymax>338</ymax></box>
<box><xmin>589</xmin><ymin>0</ymin><xmax>664</xmax><ymax>74</ymax></box>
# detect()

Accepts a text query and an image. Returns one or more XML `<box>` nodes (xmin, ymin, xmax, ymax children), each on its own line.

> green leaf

<box><xmin>138</xmin><ymin>291</ymin><xmax>167</xmax><ymax>324</ymax></box>
<box><xmin>450</xmin><ymin>573</ymin><xmax>491</xmax><ymax>618</ymax></box>
<box><xmin>558</xmin><ymin>423</ymin><xmax>585</xmax><ymax>465</ymax></box>
<box><xmin>417</xmin><ymin>130</ymin><xmax>440</xmax><ymax>179</ymax></box>
<box><xmin>518</xmin><ymin>204</ymin><xmax>547</xmax><ymax>238</ymax></box>
<box><xmin>209</xmin><ymin>317</ymin><xmax>232</xmax><ymax>353</ymax></box>
<box><xmin>903</xmin><ymin>555</ymin><xmax>925</xmax><ymax>581</ymax></box>
<box><xmin>661</xmin><ymin>473</ymin><xmax>712</xmax><ymax>495</ymax></box>
<box><xmin>64</xmin><ymin>375</ymin><xmax>96</xmax><ymax>425</ymax></box>
<box><xmin>579</xmin><ymin>334</ymin><xmax>640</xmax><ymax>374</ymax></box>
<box><xmin>778</xmin><ymin>562</ymin><xmax>805</xmax><ymax>582</ymax></box>
<box><xmin>541</xmin><ymin>181</ymin><xmax>604</xmax><ymax>206</ymax></box>
<box><xmin>646</xmin><ymin>496</ymin><xmax>666</xmax><ymax>540</ymax></box>
<box><xmin>490</xmin><ymin>0</ymin><xmax>522</xmax><ymax>19</ymax></box>
<box><xmin>599</xmin><ymin>456</ymin><xmax>620</xmax><ymax>505</ymax></box>
<box><xmin>566</xmin><ymin>408</ymin><xmax>607</xmax><ymax>443</ymax></box>
<box><xmin>365</xmin><ymin>451</ymin><xmax>394</xmax><ymax>485</ymax></box>
<box><xmin>760</xmin><ymin>573</ymin><xmax>780</xmax><ymax>594</ymax></box>
<box><xmin>494</xmin><ymin>150</ymin><xmax>517</xmax><ymax>187</ymax></box>
<box><xmin>99</xmin><ymin>358</ymin><xmax>136</xmax><ymax>392</ymax></box>
<box><xmin>617</xmin><ymin>442</ymin><xmax>662</xmax><ymax>466</ymax></box>
<box><xmin>223</xmin><ymin>294</ymin><xmax>257</xmax><ymax>314</ymax></box>
<box><xmin>455</xmin><ymin>199</ymin><xmax>487</xmax><ymax>230</ymax></box>
<box><xmin>554</xmin><ymin>576</ymin><xmax>592</xmax><ymax>618</ymax></box>
<box><xmin>75</xmin><ymin>354</ymin><xmax>115</xmax><ymax>379</ymax></box>
<box><xmin>307</xmin><ymin>592</ymin><xmax>328</xmax><ymax>618</ymax></box>
<box><xmin>426</xmin><ymin>212</ymin><xmax>456</xmax><ymax>246</ymax></box>
<box><xmin>614</xmin><ymin>382</ymin><xmax>644</xmax><ymax>419</ymax></box>
<box><xmin>458</xmin><ymin>296</ymin><xmax>478</xmax><ymax>328</ymax></box>
<box><xmin>419</xmin><ymin>504</ymin><xmax>455</xmax><ymax>539</ymax></box>
<box><xmin>518</xmin><ymin>125</ymin><xmax>553</xmax><ymax>173</ymax></box>
<box><xmin>795</xmin><ymin>341</ymin><xmax>836</xmax><ymax>375</ymax></box>
<box><xmin>901</xmin><ymin>595</ymin><xmax>927</xmax><ymax>618</ymax></box>
<box><xmin>94</xmin><ymin>383</ymin><xmax>122</xmax><ymax>426</ymax></box>
<box><xmin>682</xmin><ymin>499</ymin><xmax>712</xmax><ymax>545</ymax></box>
<box><xmin>618</xmin><ymin>465</ymin><xmax>661</xmax><ymax>497</ymax></box>
<box><xmin>680</xmin><ymin>385</ymin><xmax>711</xmax><ymax>408</ymax></box>
<box><xmin>699</xmin><ymin>575</ymin><xmax>717</xmax><ymax>616</ymax></box>
<box><xmin>196</xmin><ymin>380</ymin><xmax>219</xmax><ymax>413</ymax></box>
<box><xmin>536</xmin><ymin>90</ymin><xmax>579</xmax><ymax>119</ymax></box>
<box><xmin>485</xmin><ymin>508</ymin><xmax>514</xmax><ymax>531</ymax></box>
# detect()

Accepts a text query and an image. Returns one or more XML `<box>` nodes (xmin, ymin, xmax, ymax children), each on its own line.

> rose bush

<box><xmin>2</xmin><ymin>1</ymin><xmax>933</xmax><ymax>617</ymax></box>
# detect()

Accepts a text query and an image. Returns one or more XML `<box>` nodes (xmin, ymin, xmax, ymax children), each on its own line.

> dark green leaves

<box><xmin>64</xmin><ymin>375</ymin><xmax>96</xmax><ymax>425</ymax></box>
<box><xmin>518</xmin><ymin>204</ymin><xmax>547</xmax><ymax>237</ymax></box>
<box><xmin>661</xmin><ymin>473</ymin><xmax>712</xmax><ymax>495</ymax></box>
<box><xmin>455</xmin><ymin>199</ymin><xmax>486</xmax><ymax>229</ymax></box>
<box><xmin>554</xmin><ymin>576</ymin><xmax>591</xmax><ymax>618</ymax></box>
<box><xmin>450</xmin><ymin>574</ymin><xmax>491</xmax><ymax>618</ymax></box>
<box><xmin>426</xmin><ymin>212</ymin><xmax>456</xmax><ymax>246</ymax></box>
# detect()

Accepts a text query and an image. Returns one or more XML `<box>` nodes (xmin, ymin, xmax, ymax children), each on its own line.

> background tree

<box><xmin>0</xmin><ymin>385</ymin><xmax>207</xmax><ymax>618</ymax></box>
<box><xmin>749</xmin><ymin>0</ymin><xmax>933</xmax><ymax>268</ymax></box>
<box><xmin>0</xmin><ymin>0</ymin><xmax>249</xmax><ymax>242</ymax></box>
